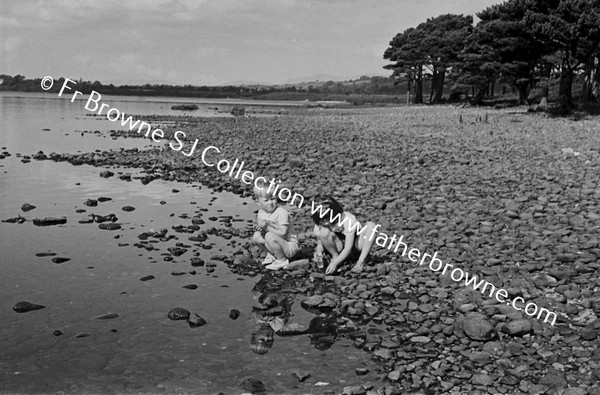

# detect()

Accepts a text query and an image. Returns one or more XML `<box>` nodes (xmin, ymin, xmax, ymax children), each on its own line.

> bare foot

<box><xmin>350</xmin><ymin>261</ymin><xmax>364</xmax><ymax>273</ymax></box>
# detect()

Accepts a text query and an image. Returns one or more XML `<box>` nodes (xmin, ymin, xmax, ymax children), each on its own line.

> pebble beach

<box><xmin>3</xmin><ymin>103</ymin><xmax>600</xmax><ymax>394</ymax></box>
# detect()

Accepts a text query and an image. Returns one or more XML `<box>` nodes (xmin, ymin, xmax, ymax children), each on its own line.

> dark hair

<box><xmin>250</xmin><ymin>324</ymin><xmax>274</xmax><ymax>355</ymax></box>
<box><xmin>311</xmin><ymin>196</ymin><xmax>344</xmax><ymax>224</ymax></box>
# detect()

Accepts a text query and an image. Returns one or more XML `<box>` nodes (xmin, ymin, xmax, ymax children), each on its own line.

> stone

<box><xmin>239</xmin><ymin>377</ymin><xmax>265</xmax><ymax>393</ymax></box>
<box><xmin>187</xmin><ymin>313</ymin><xmax>207</xmax><ymax>328</ymax></box>
<box><xmin>229</xmin><ymin>309</ymin><xmax>240</xmax><ymax>320</ymax></box>
<box><xmin>462</xmin><ymin>312</ymin><xmax>496</xmax><ymax>341</ymax></box>
<box><xmin>167</xmin><ymin>307</ymin><xmax>190</xmax><ymax>321</ymax></box>
<box><xmin>100</xmin><ymin>170</ymin><xmax>114</xmax><ymax>178</ymax></box>
<box><xmin>410</xmin><ymin>336</ymin><xmax>431</xmax><ymax>344</ymax></box>
<box><xmin>32</xmin><ymin>217</ymin><xmax>67</xmax><ymax>226</ymax></box>
<box><xmin>539</xmin><ymin>369</ymin><xmax>567</xmax><ymax>389</ymax></box>
<box><xmin>95</xmin><ymin>313</ymin><xmax>119</xmax><ymax>320</ymax></box>
<box><xmin>503</xmin><ymin>319</ymin><xmax>532</xmax><ymax>336</ymax></box>
<box><xmin>51</xmin><ymin>257</ymin><xmax>70</xmax><ymax>264</ymax></box>
<box><xmin>342</xmin><ymin>386</ymin><xmax>366</xmax><ymax>395</ymax></box>
<box><xmin>471</xmin><ymin>373</ymin><xmax>494</xmax><ymax>386</ymax></box>
<box><xmin>292</xmin><ymin>369</ymin><xmax>310</xmax><ymax>382</ymax></box>
<box><xmin>21</xmin><ymin>203</ymin><xmax>36</xmax><ymax>212</ymax></box>
<box><xmin>13</xmin><ymin>301</ymin><xmax>45</xmax><ymax>313</ymax></box>
<box><xmin>301</xmin><ymin>295</ymin><xmax>324</xmax><ymax>308</ymax></box>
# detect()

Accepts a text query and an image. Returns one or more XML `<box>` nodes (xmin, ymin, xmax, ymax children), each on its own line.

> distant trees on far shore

<box><xmin>384</xmin><ymin>0</ymin><xmax>600</xmax><ymax>113</ymax></box>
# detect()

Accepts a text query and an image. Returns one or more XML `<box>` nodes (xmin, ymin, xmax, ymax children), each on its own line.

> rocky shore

<box><xmin>25</xmin><ymin>105</ymin><xmax>600</xmax><ymax>394</ymax></box>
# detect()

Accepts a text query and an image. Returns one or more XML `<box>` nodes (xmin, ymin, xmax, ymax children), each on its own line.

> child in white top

<box><xmin>252</xmin><ymin>184</ymin><xmax>299</xmax><ymax>270</ymax></box>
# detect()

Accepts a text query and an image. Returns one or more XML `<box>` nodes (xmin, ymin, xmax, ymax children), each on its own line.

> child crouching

<box><xmin>252</xmin><ymin>184</ymin><xmax>299</xmax><ymax>270</ymax></box>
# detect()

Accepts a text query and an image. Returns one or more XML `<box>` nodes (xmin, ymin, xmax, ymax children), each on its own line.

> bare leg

<box><xmin>264</xmin><ymin>232</ymin><xmax>288</xmax><ymax>260</ymax></box>
<box><xmin>253</xmin><ymin>231</ymin><xmax>268</xmax><ymax>253</ymax></box>
<box><xmin>318</xmin><ymin>227</ymin><xmax>343</xmax><ymax>258</ymax></box>
<box><xmin>351</xmin><ymin>221</ymin><xmax>378</xmax><ymax>273</ymax></box>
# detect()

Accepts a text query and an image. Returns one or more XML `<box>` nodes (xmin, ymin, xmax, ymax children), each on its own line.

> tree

<box><xmin>384</xmin><ymin>27</ymin><xmax>426</xmax><ymax>103</ymax></box>
<box><xmin>384</xmin><ymin>14</ymin><xmax>473</xmax><ymax>104</ymax></box>
<box><xmin>461</xmin><ymin>1</ymin><xmax>544</xmax><ymax>104</ymax></box>
<box><xmin>524</xmin><ymin>0</ymin><xmax>600</xmax><ymax>112</ymax></box>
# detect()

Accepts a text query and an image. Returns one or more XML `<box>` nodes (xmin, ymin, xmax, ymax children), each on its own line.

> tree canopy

<box><xmin>383</xmin><ymin>0</ymin><xmax>600</xmax><ymax>112</ymax></box>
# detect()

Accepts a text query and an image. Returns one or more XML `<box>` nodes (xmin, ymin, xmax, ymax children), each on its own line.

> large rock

<box><xmin>32</xmin><ymin>217</ymin><xmax>67</xmax><ymax>226</ymax></box>
<box><xmin>462</xmin><ymin>312</ymin><xmax>496</xmax><ymax>341</ymax></box>
<box><xmin>503</xmin><ymin>319</ymin><xmax>533</xmax><ymax>336</ymax></box>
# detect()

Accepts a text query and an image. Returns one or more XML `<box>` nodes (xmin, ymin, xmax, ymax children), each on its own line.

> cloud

<box><xmin>107</xmin><ymin>54</ymin><xmax>163</xmax><ymax>81</ymax></box>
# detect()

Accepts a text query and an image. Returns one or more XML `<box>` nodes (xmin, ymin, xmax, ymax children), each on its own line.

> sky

<box><xmin>0</xmin><ymin>0</ymin><xmax>503</xmax><ymax>86</ymax></box>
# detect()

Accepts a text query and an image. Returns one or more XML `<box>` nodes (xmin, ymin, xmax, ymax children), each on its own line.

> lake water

<box><xmin>0</xmin><ymin>92</ymin><xmax>376</xmax><ymax>394</ymax></box>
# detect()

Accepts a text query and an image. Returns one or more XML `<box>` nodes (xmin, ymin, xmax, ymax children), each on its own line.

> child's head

<box><xmin>254</xmin><ymin>181</ymin><xmax>279</xmax><ymax>213</ymax></box>
<box><xmin>312</xmin><ymin>196</ymin><xmax>344</xmax><ymax>226</ymax></box>
<box><xmin>250</xmin><ymin>324</ymin><xmax>274</xmax><ymax>355</ymax></box>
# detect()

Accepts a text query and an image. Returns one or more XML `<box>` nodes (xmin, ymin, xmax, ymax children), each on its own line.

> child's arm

<box><xmin>325</xmin><ymin>230</ymin><xmax>355</xmax><ymax>274</ymax></box>
<box><xmin>264</xmin><ymin>209</ymin><xmax>289</xmax><ymax>237</ymax></box>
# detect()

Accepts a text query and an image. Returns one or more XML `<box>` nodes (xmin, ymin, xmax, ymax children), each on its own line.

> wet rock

<box><xmin>98</xmin><ymin>223</ymin><xmax>121</xmax><ymax>230</ymax></box>
<box><xmin>182</xmin><ymin>284</ymin><xmax>198</xmax><ymax>290</ymax></box>
<box><xmin>84</xmin><ymin>199</ymin><xmax>98</xmax><ymax>207</ymax></box>
<box><xmin>51</xmin><ymin>257</ymin><xmax>70</xmax><ymax>264</ymax></box>
<box><xmin>229</xmin><ymin>309</ymin><xmax>240</xmax><ymax>320</ymax></box>
<box><xmin>95</xmin><ymin>313</ymin><xmax>119</xmax><ymax>320</ymax></box>
<box><xmin>2</xmin><ymin>215</ymin><xmax>26</xmax><ymax>224</ymax></box>
<box><xmin>21</xmin><ymin>203</ymin><xmax>36</xmax><ymax>212</ymax></box>
<box><xmin>276</xmin><ymin>322</ymin><xmax>309</xmax><ymax>336</ymax></box>
<box><xmin>140</xmin><ymin>275</ymin><xmax>155</xmax><ymax>281</ymax></box>
<box><xmin>239</xmin><ymin>378</ymin><xmax>265</xmax><ymax>394</ymax></box>
<box><xmin>292</xmin><ymin>369</ymin><xmax>310</xmax><ymax>382</ymax></box>
<box><xmin>97</xmin><ymin>197</ymin><xmax>112</xmax><ymax>202</ymax></box>
<box><xmin>167</xmin><ymin>307</ymin><xmax>191</xmax><ymax>321</ymax></box>
<box><xmin>13</xmin><ymin>301</ymin><xmax>45</xmax><ymax>313</ymax></box>
<box><xmin>33</xmin><ymin>217</ymin><xmax>67</xmax><ymax>226</ymax></box>
<box><xmin>122</xmin><ymin>206</ymin><xmax>135</xmax><ymax>212</ymax></box>
<box><xmin>187</xmin><ymin>313</ymin><xmax>207</xmax><ymax>328</ymax></box>
<box><xmin>36</xmin><ymin>252</ymin><xmax>56</xmax><ymax>257</ymax></box>
<box><xmin>191</xmin><ymin>258</ymin><xmax>205</xmax><ymax>267</ymax></box>
<box><xmin>100</xmin><ymin>170</ymin><xmax>114</xmax><ymax>178</ymax></box>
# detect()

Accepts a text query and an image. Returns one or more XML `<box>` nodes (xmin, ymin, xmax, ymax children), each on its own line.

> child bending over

<box><xmin>312</xmin><ymin>196</ymin><xmax>377</xmax><ymax>274</ymax></box>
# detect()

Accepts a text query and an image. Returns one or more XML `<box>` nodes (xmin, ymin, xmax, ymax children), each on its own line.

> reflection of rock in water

<box><xmin>308</xmin><ymin>316</ymin><xmax>338</xmax><ymax>350</ymax></box>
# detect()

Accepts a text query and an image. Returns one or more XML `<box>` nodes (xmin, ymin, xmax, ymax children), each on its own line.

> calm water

<box><xmin>0</xmin><ymin>92</ymin><xmax>376</xmax><ymax>394</ymax></box>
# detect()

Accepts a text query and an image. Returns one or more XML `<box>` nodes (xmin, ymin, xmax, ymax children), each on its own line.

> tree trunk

<box><xmin>489</xmin><ymin>79</ymin><xmax>495</xmax><ymax>97</ymax></box>
<box><xmin>517</xmin><ymin>84</ymin><xmax>529</xmax><ymax>105</ymax></box>
<box><xmin>583</xmin><ymin>57</ymin><xmax>594</xmax><ymax>105</ymax></box>
<box><xmin>557</xmin><ymin>61</ymin><xmax>574</xmax><ymax>113</ymax></box>
<box><xmin>414</xmin><ymin>66</ymin><xmax>423</xmax><ymax>104</ymax></box>
<box><xmin>433</xmin><ymin>68</ymin><xmax>445</xmax><ymax>103</ymax></box>
<box><xmin>429</xmin><ymin>70</ymin><xmax>436</xmax><ymax>103</ymax></box>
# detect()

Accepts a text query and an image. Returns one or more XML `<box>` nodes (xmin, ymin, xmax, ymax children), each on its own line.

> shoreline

<box><xmin>19</xmin><ymin>105</ymin><xmax>600</xmax><ymax>394</ymax></box>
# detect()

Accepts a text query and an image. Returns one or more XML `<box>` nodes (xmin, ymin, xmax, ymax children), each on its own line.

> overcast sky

<box><xmin>1</xmin><ymin>0</ymin><xmax>503</xmax><ymax>86</ymax></box>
